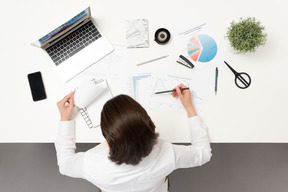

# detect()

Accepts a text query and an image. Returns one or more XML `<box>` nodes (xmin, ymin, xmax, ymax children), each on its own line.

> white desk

<box><xmin>1</xmin><ymin>0</ymin><xmax>288</xmax><ymax>142</ymax></box>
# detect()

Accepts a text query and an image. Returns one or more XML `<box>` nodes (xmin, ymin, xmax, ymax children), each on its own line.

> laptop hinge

<box><xmin>43</xmin><ymin>18</ymin><xmax>90</xmax><ymax>50</ymax></box>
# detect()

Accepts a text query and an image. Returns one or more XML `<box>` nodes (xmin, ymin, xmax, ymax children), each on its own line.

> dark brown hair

<box><xmin>100</xmin><ymin>94</ymin><xmax>159</xmax><ymax>165</ymax></box>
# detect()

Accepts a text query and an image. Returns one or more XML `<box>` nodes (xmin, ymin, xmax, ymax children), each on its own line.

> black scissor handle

<box><xmin>224</xmin><ymin>61</ymin><xmax>237</xmax><ymax>75</ymax></box>
<box><xmin>235</xmin><ymin>72</ymin><xmax>251</xmax><ymax>89</ymax></box>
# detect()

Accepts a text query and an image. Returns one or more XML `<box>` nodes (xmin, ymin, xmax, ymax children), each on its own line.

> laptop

<box><xmin>32</xmin><ymin>7</ymin><xmax>114</xmax><ymax>82</ymax></box>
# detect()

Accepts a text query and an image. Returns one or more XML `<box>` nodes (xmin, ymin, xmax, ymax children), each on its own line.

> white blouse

<box><xmin>55</xmin><ymin>116</ymin><xmax>212</xmax><ymax>192</ymax></box>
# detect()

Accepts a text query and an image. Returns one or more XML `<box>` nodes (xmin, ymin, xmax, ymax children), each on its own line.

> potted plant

<box><xmin>226</xmin><ymin>17</ymin><xmax>267</xmax><ymax>53</ymax></box>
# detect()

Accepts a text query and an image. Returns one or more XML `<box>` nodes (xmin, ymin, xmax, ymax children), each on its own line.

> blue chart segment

<box><xmin>187</xmin><ymin>34</ymin><xmax>217</xmax><ymax>63</ymax></box>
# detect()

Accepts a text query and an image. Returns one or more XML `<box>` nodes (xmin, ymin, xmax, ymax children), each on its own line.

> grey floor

<box><xmin>0</xmin><ymin>144</ymin><xmax>288</xmax><ymax>192</ymax></box>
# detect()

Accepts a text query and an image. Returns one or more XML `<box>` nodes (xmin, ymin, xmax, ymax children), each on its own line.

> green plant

<box><xmin>226</xmin><ymin>17</ymin><xmax>267</xmax><ymax>53</ymax></box>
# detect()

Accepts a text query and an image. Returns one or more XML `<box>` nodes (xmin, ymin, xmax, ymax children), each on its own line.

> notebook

<box><xmin>126</xmin><ymin>19</ymin><xmax>149</xmax><ymax>48</ymax></box>
<box><xmin>74</xmin><ymin>79</ymin><xmax>113</xmax><ymax>128</ymax></box>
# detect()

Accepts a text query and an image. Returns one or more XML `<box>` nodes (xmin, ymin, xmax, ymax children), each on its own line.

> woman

<box><xmin>55</xmin><ymin>84</ymin><xmax>212</xmax><ymax>192</ymax></box>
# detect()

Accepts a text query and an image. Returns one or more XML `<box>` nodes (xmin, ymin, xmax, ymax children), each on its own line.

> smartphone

<box><xmin>27</xmin><ymin>71</ymin><xmax>47</xmax><ymax>101</ymax></box>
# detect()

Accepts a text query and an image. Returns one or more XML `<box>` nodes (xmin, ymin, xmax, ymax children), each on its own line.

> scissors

<box><xmin>224</xmin><ymin>61</ymin><xmax>251</xmax><ymax>89</ymax></box>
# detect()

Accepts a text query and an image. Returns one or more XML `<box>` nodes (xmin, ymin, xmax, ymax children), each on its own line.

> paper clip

<box><xmin>176</xmin><ymin>55</ymin><xmax>194</xmax><ymax>69</ymax></box>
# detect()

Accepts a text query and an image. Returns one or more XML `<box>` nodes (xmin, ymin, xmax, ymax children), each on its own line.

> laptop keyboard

<box><xmin>46</xmin><ymin>20</ymin><xmax>101</xmax><ymax>66</ymax></box>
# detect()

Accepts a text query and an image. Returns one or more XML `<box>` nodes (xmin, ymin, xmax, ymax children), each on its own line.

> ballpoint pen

<box><xmin>155</xmin><ymin>87</ymin><xmax>190</xmax><ymax>94</ymax></box>
<box><xmin>215</xmin><ymin>67</ymin><xmax>218</xmax><ymax>95</ymax></box>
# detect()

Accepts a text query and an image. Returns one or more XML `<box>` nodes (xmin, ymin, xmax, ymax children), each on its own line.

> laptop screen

<box><xmin>32</xmin><ymin>7</ymin><xmax>90</xmax><ymax>48</ymax></box>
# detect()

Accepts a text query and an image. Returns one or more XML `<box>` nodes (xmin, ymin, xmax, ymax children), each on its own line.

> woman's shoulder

<box><xmin>156</xmin><ymin>138</ymin><xmax>171</xmax><ymax>146</ymax></box>
<box><xmin>150</xmin><ymin>138</ymin><xmax>174</xmax><ymax>157</ymax></box>
<box><xmin>85</xmin><ymin>142</ymin><xmax>109</xmax><ymax>156</ymax></box>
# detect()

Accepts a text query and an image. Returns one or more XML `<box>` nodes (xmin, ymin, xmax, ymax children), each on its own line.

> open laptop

<box><xmin>32</xmin><ymin>7</ymin><xmax>114</xmax><ymax>82</ymax></box>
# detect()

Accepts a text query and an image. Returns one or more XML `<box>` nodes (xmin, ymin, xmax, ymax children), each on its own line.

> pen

<box><xmin>136</xmin><ymin>55</ymin><xmax>169</xmax><ymax>66</ymax></box>
<box><xmin>155</xmin><ymin>87</ymin><xmax>190</xmax><ymax>94</ymax></box>
<box><xmin>215</xmin><ymin>67</ymin><xmax>218</xmax><ymax>95</ymax></box>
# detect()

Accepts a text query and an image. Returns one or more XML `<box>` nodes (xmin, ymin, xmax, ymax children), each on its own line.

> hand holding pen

<box><xmin>171</xmin><ymin>84</ymin><xmax>196</xmax><ymax>117</ymax></box>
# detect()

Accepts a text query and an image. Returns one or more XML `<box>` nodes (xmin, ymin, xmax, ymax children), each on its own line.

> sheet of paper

<box><xmin>86</xmin><ymin>80</ymin><xmax>112</xmax><ymax>127</ymax></box>
<box><xmin>173</xmin><ymin>17</ymin><xmax>224</xmax><ymax>70</ymax></box>
<box><xmin>134</xmin><ymin>72</ymin><xmax>207</xmax><ymax>116</ymax></box>
<box><xmin>70</xmin><ymin>44</ymin><xmax>133</xmax><ymax>97</ymax></box>
<box><xmin>131</xmin><ymin>73</ymin><xmax>151</xmax><ymax>100</ymax></box>
<box><xmin>83</xmin><ymin>44</ymin><xmax>131</xmax><ymax>75</ymax></box>
<box><xmin>107</xmin><ymin>74</ymin><xmax>133</xmax><ymax>97</ymax></box>
<box><xmin>73</xmin><ymin>79</ymin><xmax>107</xmax><ymax>108</ymax></box>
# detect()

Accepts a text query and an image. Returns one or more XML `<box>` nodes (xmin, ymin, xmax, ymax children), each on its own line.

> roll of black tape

<box><xmin>155</xmin><ymin>28</ymin><xmax>170</xmax><ymax>45</ymax></box>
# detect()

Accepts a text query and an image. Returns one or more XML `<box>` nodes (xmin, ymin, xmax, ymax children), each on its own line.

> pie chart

<box><xmin>187</xmin><ymin>34</ymin><xmax>217</xmax><ymax>62</ymax></box>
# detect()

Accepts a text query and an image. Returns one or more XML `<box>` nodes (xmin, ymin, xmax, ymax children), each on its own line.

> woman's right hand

<box><xmin>171</xmin><ymin>84</ymin><xmax>197</xmax><ymax>117</ymax></box>
<box><xmin>57</xmin><ymin>91</ymin><xmax>75</xmax><ymax>121</ymax></box>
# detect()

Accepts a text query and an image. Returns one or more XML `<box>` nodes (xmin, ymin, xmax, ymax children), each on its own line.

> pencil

<box><xmin>155</xmin><ymin>87</ymin><xmax>190</xmax><ymax>94</ymax></box>
<box><xmin>136</xmin><ymin>55</ymin><xmax>169</xmax><ymax>66</ymax></box>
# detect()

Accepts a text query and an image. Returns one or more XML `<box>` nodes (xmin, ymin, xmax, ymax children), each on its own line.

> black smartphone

<box><xmin>27</xmin><ymin>71</ymin><xmax>47</xmax><ymax>101</ymax></box>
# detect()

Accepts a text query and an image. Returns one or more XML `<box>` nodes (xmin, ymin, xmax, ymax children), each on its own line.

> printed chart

<box><xmin>133</xmin><ymin>73</ymin><xmax>206</xmax><ymax>114</ymax></box>
<box><xmin>187</xmin><ymin>34</ymin><xmax>217</xmax><ymax>62</ymax></box>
